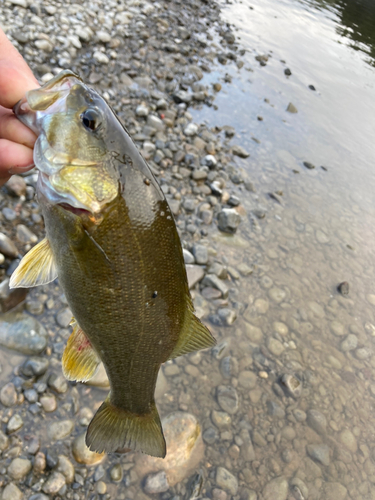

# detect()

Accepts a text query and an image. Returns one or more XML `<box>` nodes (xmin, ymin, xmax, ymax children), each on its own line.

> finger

<box><xmin>0</xmin><ymin>28</ymin><xmax>39</xmax><ymax>109</ymax></box>
<box><xmin>0</xmin><ymin>107</ymin><xmax>36</xmax><ymax>148</ymax></box>
<box><xmin>0</xmin><ymin>139</ymin><xmax>34</xmax><ymax>178</ymax></box>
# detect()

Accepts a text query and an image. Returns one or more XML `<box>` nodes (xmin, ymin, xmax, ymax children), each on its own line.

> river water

<box><xmin>190</xmin><ymin>0</ymin><xmax>375</xmax><ymax>498</ymax></box>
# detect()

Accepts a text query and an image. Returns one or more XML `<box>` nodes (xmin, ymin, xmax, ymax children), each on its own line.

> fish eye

<box><xmin>81</xmin><ymin>108</ymin><xmax>102</xmax><ymax>131</ymax></box>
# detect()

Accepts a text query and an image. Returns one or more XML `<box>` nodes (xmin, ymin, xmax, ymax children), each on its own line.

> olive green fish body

<box><xmin>11</xmin><ymin>70</ymin><xmax>215</xmax><ymax>457</ymax></box>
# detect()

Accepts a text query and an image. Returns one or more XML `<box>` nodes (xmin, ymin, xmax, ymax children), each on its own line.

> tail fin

<box><xmin>86</xmin><ymin>397</ymin><xmax>166</xmax><ymax>458</ymax></box>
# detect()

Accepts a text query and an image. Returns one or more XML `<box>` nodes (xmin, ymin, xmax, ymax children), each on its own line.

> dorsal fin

<box><xmin>168</xmin><ymin>308</ymin><xmax>216</xmax><ymax>360</ymax></box>
<box><xmin>62</xmin><ymin>319</ymin><xmax>101</xmax><ymax>382</ymax></box>
<box><xmin>9</xmin><ymin>237</ymin><xmax>57</xmax><ymax>289</ymax></box>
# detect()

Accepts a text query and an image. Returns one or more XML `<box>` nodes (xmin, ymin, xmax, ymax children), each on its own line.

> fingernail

<box><xmin>8</xmin><ymin>163</ymin><xmax>35</xmax><ymax>175</ymax></box>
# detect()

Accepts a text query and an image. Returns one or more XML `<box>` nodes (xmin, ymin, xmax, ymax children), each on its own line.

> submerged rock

<box><xmin>72</xmin><ymin>433</ymin><xmax>105</xmax><ymax>465</ymax></box>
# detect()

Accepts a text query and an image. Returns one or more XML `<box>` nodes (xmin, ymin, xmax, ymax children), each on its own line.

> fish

<box><xmin>10</xmin><ymin>70</ymin><xmax>215</xmax><ymax>458</ymax></box>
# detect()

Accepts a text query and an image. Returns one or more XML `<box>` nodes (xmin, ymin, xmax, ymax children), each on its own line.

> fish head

<box><xmin>14</xmin><ymin>70</ymin><xmax>118</xmax><ymax>216</ymax></box>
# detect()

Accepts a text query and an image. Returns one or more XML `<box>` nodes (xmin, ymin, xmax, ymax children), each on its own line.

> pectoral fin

<box><xmin>168</xmin><ymin>308</ymin><xmax>216</xmax><ymax>359</ymax></box>
<box><xmin>62</xmin><ymin>320</ymin><xmax>101</xmax><ymax>382</ymax></box>
<box><xmin>9</xmin><ymin>237</ymin><xmax>57</xmax><ymax>288</ymax></box>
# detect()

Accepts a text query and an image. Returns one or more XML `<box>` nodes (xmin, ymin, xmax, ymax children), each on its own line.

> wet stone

<box><xmin>216</xmin><ymin>467</ymin><xmax>238</xmax><ymax>495</ymax></box>
<box><xmin>355</xmin><ymin>346</ymin><xmax>371</xmax><ymax>359</ymax></box>
<box><xmin>186</xmin><ymin>265</ymin><xmax>205</xmax><ymax>289</ymax></box>
<box><xmin>280</xmin><ymin>374</ymin><xmax>302</xmax><ymax>398</ymax></box>
<box><xmin>232</xmin><ymin>145</ymin><xmax>250</xmax><ymax>158</ymax></box>
<box><xmin>330</xmin><ymin>320</ymin><xmax>345</xmax><ymax>337</ymax></box>
<box><xmin>72</xmin><ymin>434</ymin><xmax>105</xmax><ymax>465</ymax></box>
<box><xmin>7</xmin><ymin>414</ymin><xmax>23</xmax><ymax>433</ymax></box>
<box><xmin>144</xmin><ymin>470</ymin><xmax>169</xmax><ymax>494</ymax></box>
<box><xmin>217</xmin><ymin>386</ymin><xmax>239</xmax><ymax>414</ymax></box>
<box><xmin>268</xmin><ymin>287</ymin><xmax>286</xmax><ymax>303</ymax></box>
<box><xmin>33</xmin><ymin>452</ymin><xmax>46</xmax><ymax>474</ymax></box>
<box><xmin>203</xmin><ymin>427</ymin><xmax>219</xmax><ymax>444</ymax></box>
<box><xmin>306</xmin><ymin>444</ymin><xmax>330</xmax><ymax>466</ymax></box>
<box><xmin>268</xmin><ymin>338</ymin><xmax>284</xmax><ymax>356</ymax></box>
<box><xmin>323</xmin><ymin>482</ymin><xmax>347</xmax><ymax>500</ymax></box>
<box><xmin>212</xmin><ymin>488</ymin><xmax>228</xmax><ymax>500</ymax></box>
<box><xmin>340</xmin><ymin>334</ymin><xmax>358</xmax><ymax>352</ymax></box>
<box><xmin>267</xmin><ymin>401</ymin><xmax>286</xmax><ymax>419</ymax></box>
<box><xmin>238</xmin><ymin>370</ymin><xmax>257</xmax><ymax>389</ymax></box>
<box><xmin>48</xmin><ymin>374</ymin><xmax>68</xmax><ymax>394</ymax></box>
<box><xmin>110</xmin><ymin>463</ymin><xmax>123</xmax><ymax>482</ymax></box>
<box><xmin>2</xmin><ymin>483</ymin><xmax>23</xmax><ymax>500</ymax></box>
<box><xmin>56</xmin><ymin>307</ymin><xmax>72</xmax><ymax>328</ymax></box>
<box><xmin>202</xmin><ymin>275</ymin><xmax>228</xmax><ymax>298</ymax></box>
<box><xmin>211</xmin><ymin>410</ymin><xmax>231</xmax><ymax>429</ymax></box>
<box><xmin>16</xmin><ymin>224</ymin><xmax>38</xmax><ymax>244</ymax></box>
<box><xmin>8</xmin><ymin>457</ymin><xmax>32</xmax><ymax>480</ymax></box>
<box><xmin>286</xmin><ymin>103</ymin><xmax>298</xmax><ymax>113</ymax></box>
<box><xmin>97</xmin><ymin>481</ymin><xmax>107</xmax><ymax>494</ymax></box>
<box><xmin>339</xmin><ymin>428</ymin><xmax>357</xmax><ymax>453</ymax></box>
<box><xmin>337</xmin><ymin>281</ymin><xmax>349</xmax><ymax>295</ymax></box>
<box><xmin>0</xmin><ymin>312</ymin><xmax>48</xmax><ymax>355</ymax></box>
<box><xmin>40</xmin><ymin>394</ymin><xmax>57</xmax><ymax>412</ymax></box>
<box><xmin>0</xmin><ymin>232</ymin><xmax>18</xmax><ymax>258</ymax></box>
<box><xmin>5</xmin><ymin>175</ymin><xmax>27</xmax><ymax>197</ymax></box>
<box><xmin>42</xmin><ymin>471</ymin><xmax>66</xmax><ymax>494</ymax></box>
<box><xmin>218</xmin><ymin>308</ymin><xmax>237</xmax><ymax>326</ymax></box>
<box><xmin>252</xmin><ymin>431</ymin><xmax>267</xmax><ymax>447</ymax></box>
<box><xmin>193</xmin><ymin>244</ymin><xmax>208</xmax><ymax>265</ymax></box>
<box><xmin>307</xmin><ymin>409</ymin><xmax>327</xmax><ymax>435</ymax></box>
<box><xmin>262</xmin><ymin>477</ymin><xmax>288</xmax><ymax>500</ymax></box>
<box><xmin>290</xmin><ymin>478</ymin><xmax>308</xmax><ymax>499</ymax></box>
<box><xmin>217</xmin><ymin>209</ymin><xmax>241</xmax><ymax>234</ymax></box>
<box><xmin>22</xmin><ymin>356</ymin><xmax>49</xmax><ymax>377</ymax></box>
<box><xmin>24</xmin><ymin>388</ymin><xmax>38</xmax><ymax>403</ymax></box>
<box><xmin>0</xmin><ymin>382</ymin><xmax>17</xmax><ymax>407</ymax></box>
<box><xmin>48</xmin><ymin>420</ymin><xmax>75</xmax><ymax>441</ymax></box>
<box><xmin>183</xmin><ymin>249</ymin><xmax>195</xmax><ymax>264</ymax></box>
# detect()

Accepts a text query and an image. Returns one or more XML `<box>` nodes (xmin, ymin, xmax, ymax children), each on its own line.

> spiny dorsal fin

<box><xmin>9</xmin><ymin>237</ymin><xmax>57</xmax><ymax>289</ymax></box>
<box><xmin>62</xmin><ymin>319</ymin><xmax>101</xmax><ymax>382</ymax></box>
<box><xmin>168</xmin><ymin>309</ymin><xmax>216</xmax><ymax>360</ymax></box>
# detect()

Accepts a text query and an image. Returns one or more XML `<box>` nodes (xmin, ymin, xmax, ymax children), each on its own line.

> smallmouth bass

<box><xmin>11</xmin><ymin>70</ymin><xmax>215</xmax><ymax>457</ymax></box>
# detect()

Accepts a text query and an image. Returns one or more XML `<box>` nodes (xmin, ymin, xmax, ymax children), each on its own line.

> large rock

<box><xmin>135</xmin><ymin>412</ymin><xmax>204</xmax><ymax>486</ymax></box>
<box><xmin>0</xmin><ymin>312</ymin><xmax>47</xmax><ymax>354</ymax></box>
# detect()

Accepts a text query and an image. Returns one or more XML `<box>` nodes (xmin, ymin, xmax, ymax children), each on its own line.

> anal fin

<box><xmin>62</xmin><ymin>320</ymin><xmax>100</xmax><ymax>382</ymax></box>
<box><xmin>9</xmin><ymin>237</ymin><xmax>57</xmax><ymax>289</ymax></box>
<box><xmin>168</xmin><ymin>309</ymin><xmax>216</xmax><ymax>360</ymax></box>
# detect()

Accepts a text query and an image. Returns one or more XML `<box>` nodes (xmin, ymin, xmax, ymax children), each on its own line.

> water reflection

<box><xmin>306</xmin><ymin>0</ymin><xmax>375</xmax><ymax>65</ymax></box>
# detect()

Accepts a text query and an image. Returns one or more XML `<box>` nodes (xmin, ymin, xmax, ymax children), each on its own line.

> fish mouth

<box><xmin>58</xmin><ymin>203</ymin><xmax>92</xmax><ymax>217</ymax></box>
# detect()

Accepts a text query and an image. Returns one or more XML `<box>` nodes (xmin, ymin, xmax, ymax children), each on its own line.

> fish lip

<box><xmin>57</xmin><ymin>203</ymin><xmax>92</xmax><ymax>217</ymax></box>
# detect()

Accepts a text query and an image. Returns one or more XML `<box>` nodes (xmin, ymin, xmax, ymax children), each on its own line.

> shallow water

<box><xmin>190</xmin><ymin>0</ymin><xmax>375</xmax><ymax>497</ymax></box>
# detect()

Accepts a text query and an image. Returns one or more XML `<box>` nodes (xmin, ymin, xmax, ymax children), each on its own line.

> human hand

<box><xmin>0</xmin><ymin>28</ymin><xmax>39</xmax><ymax>187</ymax></box>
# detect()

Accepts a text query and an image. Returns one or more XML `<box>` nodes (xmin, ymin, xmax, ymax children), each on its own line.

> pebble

<box><xmin>202</xmin><ymin>274</ymin><xmax>228</xmax><ymax>298</ymax></box>
<box><xmin>48</xmin><ymin>374</ymin><xmax>68</xmax><ymax>393</ymax></box>
<box><xmin>56</xmin><ymin>455</ymin><xmax>75</xmax><ymax>483</ymax></box>
<box><xmin>337</xmin><ymin>281</ymin><xmax>349</xmax><ymax>295</ymax></box>
<box><xmin>306</xmin><ymin>443</ymin><xmax>330</xmax><ymax>465</ymax></box>
<box><xmin>217</xmin><ymin>208</ymin><xmax>241</xmax><ymax>234</ymax></box>
<box><xmin>0</xmin><ymin>232</ymin><xmax>18</xmax><ymax>258</ymax></box>
<box><xmin>267</xmin><ymin>400</ymin><xmax>286</xmax><ymax>418</ymax></box>
<box><xmin>268</xmin><ymin>338</ymin><xmax>285</xmax><ymax>356</ymax></box>
<box><xmin>279</xmin><ymin>374</ymin><xmax>302</xmax><ymax>398</ymax></box>
<box><xmin>290</xmin><ymin>478</ymin><xmax>308</xmax><ymax>499</ymax></box>
<box><xmin>262</xmin><ymin>477</ymin><xmax>288</xmax><ymax>500</ymax></box>
<box><xmin>7</xmin><ymin>414</ymin><xmax>24</xmax><ymax>433</ymax></box>
<box><xmin>33</xmin><ymin>452</ymin><xmax>46</xmax><ymax>474</ymax></box>
<box><xmin>16</xmin><ymin>224</ymin><xmax>38</xmax><ymax>244</ymax></box>
<box><xmin>186</xmin><ymin>265</ymin><xmax>205</xmax><ymax>289</ymax></box>
<box><xmin>216</xmin><ymin>467</ymin><xmax>238</xmax><ymax>495</ymax></box>
<box><xmin>5</xmin><ymin>175</ymin><xmax>27</xmax><ymax>197</ymax></box>
<box><xmin>232</xmin><ymin>145</ymin><xmax>250</xmax><ymax>158</ymax></box>
<box><xmin>144</xmin><ymin>470</ymin><xmax>170</xmax><ymax>494</ymax></box>
<box><xmin>244</xmin><ymin>323</ymin><xmax>263</xmax><ymax>343</ymax></box>
<box><xmin>97</xmin><ymin>481</ymin><xmax>107</xmax><ymax>494</ymax></box>
<box><xmin>42</xmin><ymin>472</ymin><xmax>66</xmax><ymax>494</ymax></box>
<box><xmin>8</xmin><ymin>457</ymin><xmax>32</xmax><ymax>480</ymax></box>
<box><xmin>286</xmin><ymin>102</ymin><xmax>298</xmax><ymax>113</ymax></box>
<box><xmin>339</xmin><ymin>428</ymin><xmax>357</xmax><ymax>453</ymax></box>
<box><xmin>21</xmin><ymin>356</ymin><xmax>49</xmax><ymax>377</ymax></box>
<box><xmin>268</xmin><ymin>287</ymin><xmax>286</xmax><ymax>303</ymax></box>
<box><xmin>218</xmin><ymin>308</ymin><xmax>237</xmax><ymax>326</ymax></box>
<box><xmin>56</xmin><ymin>307</ymin><xmax>72</xmax><ymax>328</ymax></box>
<box><xmin>48</xmin><ymin>420</ymin><xmax>75</xmax><ymax>441</ymax></box>
<box><xmin>0</xmin><ymin>382</ymin><xmax>17</xmax><ymax>407</ymax></box>
<box><xmin>2</xmin><ymin>483</ymin><xmax>23</xmax><ymax>500</ymax></box>
<box><xmin>24</xmin><ymin>388</ymin><xmax>38</xmax><ymax>403</ymax></box>
<box><xmin>211</xmin><ymin>410</ymin><xmax>232</xmax><ymax>429</ymax></box>
<box><xmin>238</xmin><ymin>370</ymin><xmax>257</xmax><ymax>389</ymax></box>
<box><xmin>323</xmin><ymin>482</ymin><xmax>347</xmax><ymax>500</ymax></box>
<box><xmin>72</xmin><ymin>433</ymin><xmax>105</xmax><ymax>465</ymax></box>
<box><xmin>183</xmin><ymin>249</ymin><xmax>195</xmax><ymax>264</ymax></box>
<box><xmin>107</xmin><ymin>463</ymin><xmax>123</xmax><ymax>482</ymax></box>
<box><xmin>0</xmin><ymin>430</ymin><xmax>9</xmax><ymax>451</ymax></box>
<box><xmin>340</xmin><ymin>334</ymin><xmax>358</xmax><ymax>352</ymax></box>
<box><xmin>203</xmin><ymin>427</ymin><xmax>219</xmax><ymax>444</ymax></box>
<box><xmin>330</xmin><ymin>320</ymin><xmax>345</xmax><ymax>336</ymax></box>
<box><xmin>0</xmin><ymin>312</ymin><xmax>48</xmax><ymax>355</ymax></box>
<box><xmin>193</xmin><ymin>244</ymin><xmax>208</xmax><ymax>265</ymax></box>
<box><xmin>40</xmin><ymin>394</ymin><xmax>57</xmax><ymax>412</ymax></box>
<box><xmin>307</xmin><ymin>409</ymin><xmax>327</xmax><ymax>435</ymax></box>
<box><xmin>184</xmin><ymin>123</ymin><xmax>199</xmax><ymax>136</ymax></box>
<box><xmin>217</xmin><ymin>385</ymin><xmax>239</xmax><ymax>414</ymax></box>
